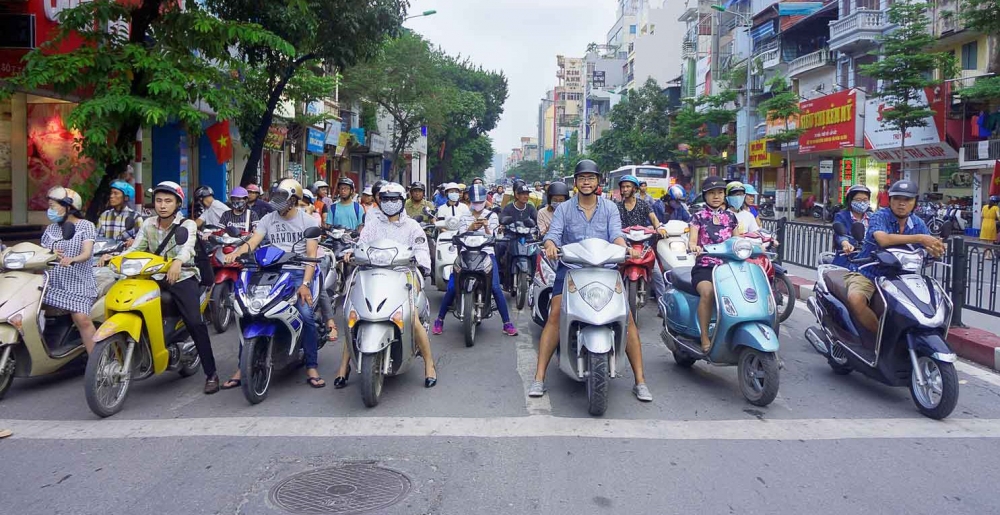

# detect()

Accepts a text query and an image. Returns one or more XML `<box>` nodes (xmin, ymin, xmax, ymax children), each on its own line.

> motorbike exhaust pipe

<box><xmin>804</xmin><ymin>326</ymin><xmax>829</xmax><ymax>356</ymax></box>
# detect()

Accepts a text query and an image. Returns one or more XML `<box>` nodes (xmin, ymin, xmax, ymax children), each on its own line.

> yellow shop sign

<box><xmin>749</xmin><ymin>139</ymin><xmax>782</xmax><ymax>168</ymax></box>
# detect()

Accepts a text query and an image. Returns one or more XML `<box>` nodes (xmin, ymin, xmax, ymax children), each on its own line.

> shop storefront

<box><xmin>797</xmin><ymin>89</ymin><xmax>871</xmax><ymax>208</ymax></box>
<box><xmin>749</xmin><ymin>138</ymin><xmax>781</xmax><ymax>196</ymax></box>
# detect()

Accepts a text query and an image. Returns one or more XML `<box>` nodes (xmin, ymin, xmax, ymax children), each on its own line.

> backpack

<box><xmin>327</xmin><ymin>201</ymin><xmax>363</xmax><ymax>228</ymax></box>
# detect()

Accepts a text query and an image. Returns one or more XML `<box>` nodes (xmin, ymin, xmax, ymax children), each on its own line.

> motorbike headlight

<box><xmin>446</xmin><ymin>217</ymin><xmax>461</xmax><ymax>231</ymax></box>
<box><xmin>3</xmin><ymin>251</ymin><xmax>33</xmax><ymax>270</ymax></box>
<box><xmin>898</xmin><ymin>253</ymin><xmax>923</xmax><ymax>272</ymax></box>
<box><xmin>145</xmin><ymin>264</ymin><xmax>164</xmax><ymax>274</ymax></box>
<box><xmin>460</xmin><ymin>235</ymin><xmax>488</xmax><ymax>248</ymax></box>
<box><xmin>120</xmin><ymin>258</ymin><xmax>151</xmax><ymax>277</ymax></box>
<box><xmin>367</xmin><ymin>247</ymin><xmax>398</xmax><ymax>267</ymax></box>
<box><xmin>733</xmin><ymin>239</ymin><xmax>753</xmax><ymax>261</ymax></box>
<box><xmin>579</xmin><ymin>282</ymin><xmax>615</xmax><ymax>311</ymax></box>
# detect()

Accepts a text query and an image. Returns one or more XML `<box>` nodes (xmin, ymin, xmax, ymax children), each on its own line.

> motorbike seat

<box><xmin>668</xmin><ymin>266</ymin><xmax>699</xmax><ymax>296</ymax></box>
<box><xmin>823</xmin><ymin>269</ymin><xmax>885</xmax><ymax>319</ymax></box>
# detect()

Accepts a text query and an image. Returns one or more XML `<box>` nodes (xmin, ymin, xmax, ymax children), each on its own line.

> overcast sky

<box><xmin>406</xmin><ymin>0</ymin><xmax>618</xmax><ymax>161</ymax></box>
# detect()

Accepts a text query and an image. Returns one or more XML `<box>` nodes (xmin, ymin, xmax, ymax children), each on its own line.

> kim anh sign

<box><xmin>798</xmin><ymin>89</ymin><xmax>864</xmax><ymax>154</ymax></box>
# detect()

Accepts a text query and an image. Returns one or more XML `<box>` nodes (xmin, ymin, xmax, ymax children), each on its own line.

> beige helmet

<box><xmin>47</xmin><ymin>186</ymin><xmax>83</xmax><ymax>212</ymax></box>
<box><xmin>269</xmin><ymin>178</ymin><xmax>304</xmax><ymax>214</ymax></box>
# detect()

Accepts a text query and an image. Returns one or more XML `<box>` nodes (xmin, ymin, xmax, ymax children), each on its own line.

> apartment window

<box><xmin>630</xmin><ymin>24</ymin><xmax>637</xmax><ymax>34</ymax></box>
<box><xmin>961</xmin><ymin>41</ymin><xmax>978</xmax><ymax>70</ymax></box>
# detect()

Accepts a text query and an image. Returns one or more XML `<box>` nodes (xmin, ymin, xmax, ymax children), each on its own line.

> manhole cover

<box><xmin>270</xmin><ymin>463</ymin><xmax>411</xmax><ymax>514</ymax></box>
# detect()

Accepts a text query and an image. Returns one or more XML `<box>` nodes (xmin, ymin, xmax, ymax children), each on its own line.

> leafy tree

<box><xmin>956</xmin><ymin>0</ymin><xmax>1000</xmax><ymax>100</ymax></box>
<box><xmin>507</xmin><ymin>159</ymin><xmax>551</xmax><ymax>184</ymax></box>
<box><xmin>451</xmin><ymin>135</ymin><xmax>495</xmax><ymax>183</ymax></box>
<box><xmin>2</xmin><ymin>0</ymin><xmax>291</xmax><ymax>218</ymax></box>
<box><xmin>206</xmin><ymin>0</ymin><xmax>408</xmax><ymax>185</ymax></box>
<box><xmin>859</xmin><ymin>1</ymin><xmax>956</xmax><ymax>175</ymax></box>
<box><xmin>667</xmin><ymin>90</ymin><xmax>738</xmax><ymax>173</ymax></box>
<box><xmin>757</xmin><ymin>73</ymin><xmax>805</xmax><ymax>213</ymax></box>
<box><xmin>588</xmin><ymin>78</ymin><xmax>675</xmax><ymax>169</ymax></box>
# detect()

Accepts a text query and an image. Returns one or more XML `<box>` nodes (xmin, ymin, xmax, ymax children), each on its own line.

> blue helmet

<box><xmin>110</xmin><ymin>180</ymin><xmax>135</xmax><ymax>202</ymax></box>
<box><xmin>667</xmin><ymin>184</ymin><xmax>686</xmax><ymax>201</ymax></box>
<box><xmin>469</xmin><ymin>184</ymin><xmax>489</xmax><ymax>203</ymax></box>
<box><xmin>618</xmin><ymin>175</ymin><xmax>640</xmax><ymax>189</ymax></box>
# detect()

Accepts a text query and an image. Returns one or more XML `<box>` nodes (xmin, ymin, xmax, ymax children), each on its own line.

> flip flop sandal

<box><xmin>307</xmin><ymin>376</ymin><xmax>327</xmax><ymax>388</ymax></box>
<box><xmin>221</xmin><ymin>379</ymin><xmax>242</xmax><ymax>390</ymax></box>
<box><xmin>0</xmin><ymin>429</ymin><xmax>12</xmax><ymax>439</ymax></box>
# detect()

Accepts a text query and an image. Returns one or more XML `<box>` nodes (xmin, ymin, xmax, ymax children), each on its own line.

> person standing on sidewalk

<box><xmin>795</xmin><ymin>185</ymin><xmax>803</xmax><ymax>217</ymax></box>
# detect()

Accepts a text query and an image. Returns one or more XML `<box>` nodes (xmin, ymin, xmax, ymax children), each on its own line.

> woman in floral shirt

<box><xmin>687</xmin><ymin>177</ymin><xmax>742</xmax><ymax>353</ymax></box>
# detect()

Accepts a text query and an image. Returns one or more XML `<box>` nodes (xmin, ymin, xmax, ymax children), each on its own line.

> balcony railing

<box><xmin>758</xmin><ymin>46</ymin><xmax>782</xmax><ymax>70</ymax></box>
<box><xmin>787</xmin><ymin>47</ymin><xmax>833</xmax><ymax>77</ymax></box>
<box><xmin>828</xmin><ymin>9</ymin><xmax>887</xmax><ymax>51</ymax></box>
<box><xmin>961</xmin><ymin>139</ymin><xmax>1000</xmax><ymax>163</ymax></box>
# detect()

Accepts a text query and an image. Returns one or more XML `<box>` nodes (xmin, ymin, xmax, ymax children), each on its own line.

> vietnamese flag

<box><xmin>206</xmin><ymin>120</ymin><xmax>233</xmax><ymax>165</ymax></box>
<box><xmin>991</xmin><ymin>160</ymin><xmax>1000</xmax><ymax>198</ymax></box>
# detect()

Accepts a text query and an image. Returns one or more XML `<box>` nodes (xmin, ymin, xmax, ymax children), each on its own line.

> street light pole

<box><xmin>404</xmin><ymin>10</ymin><xmax>437</xmax><ymax>21</ymax></box>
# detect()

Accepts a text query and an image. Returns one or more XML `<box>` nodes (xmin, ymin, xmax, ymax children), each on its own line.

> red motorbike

<box><xmin>744</xmin><ymin>231</ymin><xmax>795</xmax><ymax>323</ymax></box>
<box><xmin>620</xmin><ymin>225</ymin><xmax>657</xmax><ymax>323</ymax></box>
<box><xmin>207</xmin><ymin>227</ymin><xmax>247</xmax><ymax>333</ymax></box>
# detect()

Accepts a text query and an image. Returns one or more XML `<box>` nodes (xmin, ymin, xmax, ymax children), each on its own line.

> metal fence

<box><xmin>759</xmin><ymin>218</ymin><xmax>834</xmax><ymax>270</ymax></box>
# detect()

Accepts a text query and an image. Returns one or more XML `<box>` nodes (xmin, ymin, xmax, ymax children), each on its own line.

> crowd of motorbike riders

<box><xmin>3</xmin><ymin>157</ymin><xmax>945</xmax><ymax>411</ymax></box>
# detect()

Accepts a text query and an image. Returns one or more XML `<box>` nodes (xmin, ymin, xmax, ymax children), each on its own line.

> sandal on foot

<box><xmin>221</xmin><ymin>378</ymin><xmax>242</xmax><ymax>390</ymax></box>
<box><xmin>307</xmin><ymin>376</ymin><xmax>326</xmax><ymax>388</ymax></box>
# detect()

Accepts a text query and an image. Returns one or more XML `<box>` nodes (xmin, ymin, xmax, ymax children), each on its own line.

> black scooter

<box><xmin>450</xmin><ymin>231</ymin><xmax>497</xmax><ymax>348</ymax></box>
<box><xmin>499</xmin><ymin>216</ymin><xmax>538</xmax><ymax>311</ymax></box>
<box><xmin>805</xmin><ymin>222</ymin><xmax>959</xmax><ymax>419</ymax></box>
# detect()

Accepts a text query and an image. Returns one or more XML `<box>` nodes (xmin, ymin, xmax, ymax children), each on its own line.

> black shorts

<box><xmin>692</xmin><ymin>265</ymin><xmax>716</xmax><ymax>289</ymax></box>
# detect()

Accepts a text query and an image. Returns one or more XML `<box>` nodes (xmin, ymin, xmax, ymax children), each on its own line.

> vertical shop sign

<box><xmin>839</xmin><ymin>158</ymin><xmax>854</xmax><ymax>204</ymax></box>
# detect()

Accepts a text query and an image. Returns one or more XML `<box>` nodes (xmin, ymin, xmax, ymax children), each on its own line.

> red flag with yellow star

<box><xmin>206</xmin><ymin>120</ymin><xmax>233</xmax><ymax>165</ymax></box>
<box><xmin>991</xmin><ymin>160</ymin><xmax>1000</xmax><ymax>198</ymax></box>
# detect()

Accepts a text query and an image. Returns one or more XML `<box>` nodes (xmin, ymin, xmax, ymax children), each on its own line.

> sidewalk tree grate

<box><xmin>270</xmin><ymin>463</ymin><xmax>412</xmax><ymax>514</ymax></box>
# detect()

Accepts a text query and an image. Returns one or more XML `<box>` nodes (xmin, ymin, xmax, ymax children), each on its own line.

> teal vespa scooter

<box><xmin>658</xmin><ymin>237</ymin><xmax>781</xmax><ymax>406</ymax></box>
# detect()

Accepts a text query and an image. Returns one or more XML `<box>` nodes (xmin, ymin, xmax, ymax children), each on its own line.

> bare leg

<box><xmin>412</xmin><ymin>312</ymin><xmax>436</xmax><ymax>378</ymax></box>
<box><xmin>625</xmin><ymin>315</ymin><xmax>646</xmax><ymax>384</ymax></box>
<box><xmin>336</xmin><ymin>338</ymin><xmax>351</xmax><ymax>378</ymax></box>
<box><xmin>696</xmin><ymin>281</ymin><xmax>715</xmax><ymax>353</ymax></box>
<box><xmin>71</xmin><ymin>313</ymin><xmax>96</xmax><ymax>354</ymax></box>
<box><xmin>534</xmin><ymin>296</ymin><xmax>562</xmax><ymax>382</ymax></box>
<box><xmin>848</xmin><ymin>293</ymin><xmax>879</xmax><ymax>336</ymax></box>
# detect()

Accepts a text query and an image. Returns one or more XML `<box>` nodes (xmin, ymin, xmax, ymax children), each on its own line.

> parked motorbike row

<box><xmin>0</xmin><ymin>203</ymin><xmax>962</xmax><ymax>420</ymax></box>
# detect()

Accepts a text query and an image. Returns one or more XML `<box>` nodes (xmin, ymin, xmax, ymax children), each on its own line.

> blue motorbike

<box><xmin>499</xmin><ymin>217</ymin><xmax>538</xmax><ymax>311</ymax></box>
<box><xmin>232</xmin><ymin>227</ymin><xmax>323</xmax><ymax>404</ymax></box>
<box><xmin>658</xmin><ymin>237</ymin><xmax>781</xmax><ymax>406</ymax></box>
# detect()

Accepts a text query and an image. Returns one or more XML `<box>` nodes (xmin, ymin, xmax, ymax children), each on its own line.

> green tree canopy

<box><xmin>587</xmin><ymin>78</ymin><xmax>675</xmax><ymax>170</ymax></box>
<box><xmin>667</xmin><ymin>90</ymin><xmax>738</xmax><ymax>170</ymax></box>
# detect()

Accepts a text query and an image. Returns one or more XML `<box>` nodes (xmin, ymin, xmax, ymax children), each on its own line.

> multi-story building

<box><xmin>582</xmin><ymin>46</ymin><xmax>627</xmax><ymax>151</ymax></box>
<box><xmin>625</xmin><ymin>0</ymin><xmax>687</xmax><ymax>90</ymax></box>
<box><xmin>537</xmin><ymin>90</ymin><xmax>555</xmax><ymax>164</ymax></box>
<box><xmin>555</xmin><ymin>55</ymin><xmax>585</xmax><ymax>159</ymax></box>
<box><xmin>520</xmin><ymin>137</ymin><xmax>539</xmax><ymax>163</ymax></box>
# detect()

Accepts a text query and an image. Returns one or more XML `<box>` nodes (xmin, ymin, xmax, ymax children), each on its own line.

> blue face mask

<box><xmin>47</xmin><ymin>208</ymin><xmax>65</xmax><ymax>224</ymax></box>
<box><xmin>727</xmin><ymin>195</ymin><xmax>745</xmax><ymax>210</ymax></box>
<box><xmin>851</xmin><ymin>200</ymin><xmax>870</xmax><ymax>214</ymax></box>
<box><xmin>448</xmin><ymin>192</ymin><xmax>460</xmax><ymax>202</ymax></box>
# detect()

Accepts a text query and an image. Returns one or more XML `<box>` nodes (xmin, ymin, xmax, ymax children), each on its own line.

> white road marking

<box><xmin>3</xmin><ymin>415</ymin><xmax>1000</xmax><ymax>441</ymax></box>
<box><xmin>955</xmin><ymin>360</ymin><xmax>1000</xmax><ymax>388</ymax></box>
<box><xmin>513</xmin><ymin>308</ymin><xmax>551</xmax><ymax>415</ymax></box>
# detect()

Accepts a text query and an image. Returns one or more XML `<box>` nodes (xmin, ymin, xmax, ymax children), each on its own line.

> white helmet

<box><xmin>362</xmin><ymin>186</ymin><xmax>373</xmax><ymax>196</ymax></box>
<box><xmin>378</xmin><ymin>182</ymin><xmax>406</xmax><ymax>217</ymax></box>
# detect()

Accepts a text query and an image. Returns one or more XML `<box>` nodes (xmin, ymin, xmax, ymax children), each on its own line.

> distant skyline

<box><xmin>406</xmin><ymin>0</ymin><xmax>618</xmax><ymax>163</ymax></box>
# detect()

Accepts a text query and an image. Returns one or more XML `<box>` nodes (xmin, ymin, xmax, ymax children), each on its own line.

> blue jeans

<box><xmin>438</xmin><ymin>254</ymin><xmax>511</xmax><ymax>324</ymax></box>
<box><xmin>287</xmin><ymin>269</ymin><xmax>319</xmax><ymax>369</ymax></box>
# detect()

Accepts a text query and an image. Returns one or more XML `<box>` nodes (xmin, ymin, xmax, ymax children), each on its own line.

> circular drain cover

<box><xmin>270</xmin><ymin>463</ymin><xmax>411</xmax><ymax>514</ymax></box>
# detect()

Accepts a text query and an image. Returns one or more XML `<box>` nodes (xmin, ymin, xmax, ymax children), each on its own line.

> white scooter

<box><xmin>433</xmin><ymin>216</ymin><xmax>461</xmax><ymax>291</ymax></box>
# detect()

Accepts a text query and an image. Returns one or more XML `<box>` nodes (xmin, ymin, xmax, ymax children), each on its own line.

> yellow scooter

<box><xmin>0</xmin><ymin>230</ymin><xmax>120</xmax><ymax>400</ymax></box>
<box><xmin>84</xmin><ymin>246</ymin><xmax>209</xmax><ymax>417</ymax></box>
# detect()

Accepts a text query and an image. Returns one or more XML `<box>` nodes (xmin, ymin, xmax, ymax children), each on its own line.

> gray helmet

<box><xmin>574</xmin><ymin>159</ymin><xmax>599</xmax><ymax>177</ymax></box>
<box><xmin>887</xmin><ymin>180</ymin><xmax>918</xmax><ymax>199</ymax></box>
<box><xmin>845</xmin><ymin>184</ymin><xmax>871</xmax><ymax>204</ymax></box>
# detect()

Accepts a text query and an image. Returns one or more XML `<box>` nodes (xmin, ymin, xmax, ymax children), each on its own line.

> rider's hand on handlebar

<box><xmin>342</xmin><ymin>250</ymin><xmax>352</xmax><ymax>263</ymax></box>
<box><xmin>628</xmin><ymin>247</ymin><xmax>642</xmax><ymax>259</ymax></box>
<box><xmin>166</xmin><ymin>260</ymin><xmax>182</xmax><ymax>284</ymax></box>
<box><xmin>544</xmin><ymin>242</ymin><xmax>559</xmax><ymax>261</ymax></box>
<box><xmin>841</xmin><ymin>240</ymin><xmax>855</xmax><ymax>254</ymax></box>
<box><xmin>223</xmin><ymin>249</ymin><xmax>242</xmax><ymax>265</ymax></box>
<box><xmin>921</xmin><ymin>235</ymin><xmax>946</xmax><ymax>258</ymax></box>
<box><xmin>691</xmin><ymin>245</ymin><xmax>704</xmax><ymax>255</ymax></box>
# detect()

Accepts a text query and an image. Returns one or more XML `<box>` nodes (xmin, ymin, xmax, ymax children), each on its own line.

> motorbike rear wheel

<box><xmin>671</xmin><ymin>348</ymin><xmax>698</xmax><ymax>368</ymax></box>
<box><xmin>0</xmin><ymin>352</ymin><xmax>14</xmax><ymax>400</ymax></box>
<box><xmin>84</xmin><ymin>335</ymin><xmax>133</xmax><ymax>418</ymax></box>
<box><xmin>910</xmin><ymin>356</ymin><xmax>959</xmax><ymax>420</ymax></box>
<box><xmin>240</xmin><ymin>337</ymin><xmax>273</xmax><ymax>405</ymax></box>
<box><xmin>737</xmin><ymin>348</ymin><xmax>779</xmax><ymax>407</ymax></box>
<box><xmin>210</xmin><ymin>280</ymin><xmax>233</xmax><ymax>334</ymax></box>
<box><xmin>773</xmin><ymin>273</ymin><xmax>795</xmax><ymax>323</ymax></box>
<box><xmin>515</xmin><ymin>271</ymin><xmax>528</xmax><ymax>311</ymax></box>
<box><xmin>463</xmin><ymin>290</ymin><xmax>477</xmax><ymax>347</ymax></box>
<box><xmin>586</xmin><ymin>351</ymin><xmax>610</xmax><ymax>416</ymax></box>
<box><xmin>360</xmin><ymin>352</ymin><xmax>384</xmax><ymax>408</ymax></box>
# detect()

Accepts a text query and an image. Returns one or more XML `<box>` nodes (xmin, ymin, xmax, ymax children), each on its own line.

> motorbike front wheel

<box><xmin>0</xmin><ymin>352</ymin><xmax>14</xmax><ymax>400</ymax></box>
<box><xmin>210</xmin><ymin>280</ymin><xmax>233</xmax><ymax>333</ymax></box>
<box><xmin>737</xmin><ymin>348</ymin><xmax>780</xmax><ymax>407</ymax></box>
<box><xmin>240</xmin><ymin>336</ymin><xmax>273</xmax><ymax>405</ymax></box>
<box><xmin>515</xmin><ymin>271</ymin><xmax>528</xmax><ymax>311</ymax></box>
<box><xmin>910</xmin><ymin>356</ymin><xmax>959</xmax><ymax>420</ymax></box>
<box><xmin>463</xmin><ymin>290</ymin><xmax>477</xmax><ymax>347</ymax></box>
<box><xmin>84</xmin><ymin>335</ymin><xmax>133</xmax><ymax>418</ymax></box>
<box><xmin>360</xmin><ymin>352</ymin><xmax>384</xmax><ymax>408</ymax></box>
<box><xmin>586</xmin><ymin>351</ymin><xmax>610</xmax><ymax>416</ymax></box>
<box><xmin>773</xmin><ymin>273</ymin><xmax>796</xmax><ymax>323</ymax></box>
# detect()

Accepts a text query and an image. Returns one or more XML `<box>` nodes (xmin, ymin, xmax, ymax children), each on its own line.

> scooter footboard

<box><xmin>731</xmin><ymin>322</ymin><xmax>780</xmax><ymax>353</ymax></box>
<box><xmin>578</xmin><ymin>325</ymin><xmax>615</xmax><ymax>355</ymax></box>
<box><xmin>355</xmin><ymin>322</ymin><xmax>396</xmax><ymax>354</ymax></box>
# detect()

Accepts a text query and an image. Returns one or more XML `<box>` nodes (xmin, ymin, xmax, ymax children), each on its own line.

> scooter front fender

<box><xmin>731</xmin><ymin>322</ymin><xmax>780</xmax><ymax>353</ymax></box>
<box><xmin>242</xmin><ymin>321</ymin><xmax>277</xmax><ymax>340</ymax></box>
<box><xmin>93</xmin><ymin>312</ymin><xmax>144</xmax><ymax>343</ymax></box>
<box><xmin>0</xmin><ymin>324</ymin><xmax>17</xmax><ymax>345</ymax></box>
<box><xmin>624</xmin><ymin>266</ymin><xmax>649</xmax><ymax>282</ymax></box>
<box><xmin>578</xmin><ymin>324</ymin><xmax>615</xmax><ymax>355</ymax></box>
<box><xmin>907</xmin><ymin>332</ymin><xmax>956</xmax><ymax>362</ymax></box>
<box><xmin>355</xmin><ymin>322</ymin><xmax>395</xmax><ymax>354</ymax></box>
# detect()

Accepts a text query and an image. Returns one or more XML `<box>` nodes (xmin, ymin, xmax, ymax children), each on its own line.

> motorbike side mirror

<box><xmin>61</xmin><ymin>222</ymin><xmax>77</xmax><ymax>241</ymax></box>
<box><xmin>415</xmin><ymin>215</ymin><xmax>425</xmax><ymax>223</ymax></box>
<box><xmin>523</xmin><ymin>219</ymin><xmax>537</xmax><ymax>229</ymax></box>
<box><xmin>832</xmin><ymin>222</ymin><xmax>849</xmax><ymax>237</ymax></box>
<box><xmin>174</xmin><ymin>226</ymin><xmax>189</xmax><ymax>245</ymax></box>
<box><xmin>423</xmin><ymin>206</ymin><xmax>436</xmax><ymax>217</ymax></box>
<box><xmin>125</xmin><ymin>214</ymin><xmax>137</xmax><ymax>231</ymax></box>
<box><xmin>303</xmin><ymin>226</ymin><xmax>323</xmax><ymax>240</ymax></box>
<box><xmin>850</xmin><ymin>222</ymin><xmax>866</xmax><ymax>243</ymax></box>
<box><xmin>500</xmin><ymin>216</ymin><xmax>514</xmax><ymax>225</ymax></box>
<box><xmin>226</xmin><ymin>226</ymin><xmax>242</xmax><ymax>237</ymax></box>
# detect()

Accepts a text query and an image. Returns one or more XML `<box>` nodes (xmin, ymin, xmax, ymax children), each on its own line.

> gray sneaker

<box><xmin>527</xmin><ymin>380</ymin><xmax>547</xmax><ymax>397</ymax></box>
<box><xmin>633</xmin><ymin>383</ymin><xmax>653</xmax><ymax>402</ymax></box>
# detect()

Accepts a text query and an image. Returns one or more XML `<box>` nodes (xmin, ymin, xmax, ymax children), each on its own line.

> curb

<box><xmin>786</xmin><ymin>272</ymin><xmax>999</xmax><ymax>371</ymax></box>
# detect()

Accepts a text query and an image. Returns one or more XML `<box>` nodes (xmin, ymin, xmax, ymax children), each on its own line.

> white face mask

<box><xmin>448</xmin><ymin>192</ymin><xmax>460</xmax><ymax>202</ymax></box>
<box><xmin>380</xmin><ymin>199</ymin><xmax>404</xmax><ymax>217</ymax></box>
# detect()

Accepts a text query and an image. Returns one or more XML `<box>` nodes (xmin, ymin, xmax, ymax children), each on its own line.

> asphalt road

<box><xmin>3</xmin><ymin>290</ymin><xmax>1000</xmax><ymax>515</ymax></box>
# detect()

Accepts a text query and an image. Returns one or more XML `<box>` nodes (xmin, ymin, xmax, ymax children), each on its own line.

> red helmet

<box><xmin>152</xmin><ymin>181</ymin><xmax>185</xmax><ymax>204</ymax></box>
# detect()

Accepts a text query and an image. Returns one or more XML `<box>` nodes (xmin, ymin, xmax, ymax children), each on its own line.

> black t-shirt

<box><xmin>617</xmin><ymin>198</ymin><xmax>653</xmax><ymax>228</ymax></box>
<box><xmin>500</xmin><ymin>202</ymin><xmax>537</xmax><ymax>226</ymax></box>
<box><xmin>219</xmin><ymin>209</ymin><xmax>260</xmax><ymax>233</ymax></box>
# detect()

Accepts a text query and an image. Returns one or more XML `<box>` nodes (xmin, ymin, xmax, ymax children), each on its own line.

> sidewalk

<box><xmin>782</xmin><ymin>262</ymin><xmax>1000</xmax><ymax>371</ymax></box>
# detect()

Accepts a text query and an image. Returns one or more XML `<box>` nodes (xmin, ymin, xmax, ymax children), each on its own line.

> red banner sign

<box><xmin>798</xmin><ymin>89</ymin><xmax>862</xmax><ymax>154</ymax></box>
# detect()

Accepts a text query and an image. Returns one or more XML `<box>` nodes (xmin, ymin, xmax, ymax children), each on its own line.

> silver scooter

<box><xmin>344</xmin><ymin>239</ymin><xmax>430</xmax><ymax>408</ymax></box>
<box><xmin>556</xmin><ymin>238</ymin><xmax>629</xmax><ymax>416</ymax></box>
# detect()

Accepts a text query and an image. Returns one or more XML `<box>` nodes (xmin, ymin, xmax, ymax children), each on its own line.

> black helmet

<box><xmin>336</xmin><ymin>177</ymin><xmax>355</xmax><ymax>190</ymax></box>
<box><xmin>547</xmin><ymin>181</ymin><xmax>570</xmax><ymax>199</ymax></box>
<box><xmin>888</xmin><ymin>180</ymin><xmax>918</xmax><ymax>199</ymax></box>
<box><xmin>409</xmin><ymin>181</ymin><xmax>426</xmax><ymax>192</ymax></box>
<box><xmin>514</xmin><ymin>183</ymin><xmax>531</xmax><ymax>195</ymax></box>
<box><xmin>371</xmin><ymin>180</ymin><xmax>387</xmax><ymax>200</ymax></box>
<box><xmin>845</xmin><ymin>184</ymin><xmax>871</xmax><ymax>204</ymax></box>
<box><xmin>574</xmin><ymin>159</ymin><xmax>599</xmax><ymax>177</ymax></box>
<box><xmin>194</xmin><ymin>185</ymin><xmax>214</xmax><ymax>200</ymax></box>
<box><xmin>701</xmin><ymin>176</ymin><xmax>727</xmax><ymax>194</ymax></box>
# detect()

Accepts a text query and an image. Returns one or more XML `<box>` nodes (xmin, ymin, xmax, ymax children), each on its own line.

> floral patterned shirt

<box><xmin>690</xmin><ymin>206</ymin><xmax>739</xmax><ymax>267</ymax></box>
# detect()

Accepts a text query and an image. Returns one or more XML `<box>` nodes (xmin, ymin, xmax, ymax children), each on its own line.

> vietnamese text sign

<box><xmin>864</xmin><ymin>86</ymin><xmax>956</xmax><ymax>162</ymax></box>
<box><xmin>798</xmin><ymin>89</ymin><xmax>863</xmax><ymax>154</ymax></box>
<box><xmin>306</xmin><ymin>128</ymin><xmax>325</xmax><ymax>154</ymax></box>
<box><xmin>749</xmin><ymin>139</ymin><xmax>782</xmax><ymax>168</ymax></box>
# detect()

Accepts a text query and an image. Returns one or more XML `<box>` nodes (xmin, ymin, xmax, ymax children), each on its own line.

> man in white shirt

<box><xmin>194</xmin><ymin>186</ymin><xmax>230</xmax><ymax>229</ymax></box>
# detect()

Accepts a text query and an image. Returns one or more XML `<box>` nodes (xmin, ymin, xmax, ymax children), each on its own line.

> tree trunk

<box><xmin>899</xmin><ymin>125</ymin><xmax>907</xmax><ymax>181</ymax></box>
